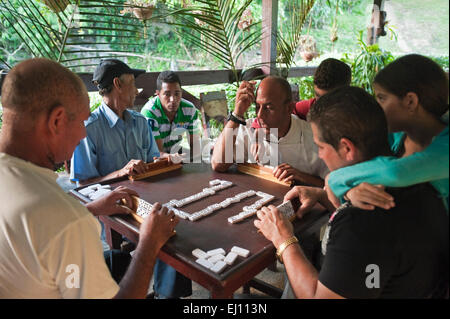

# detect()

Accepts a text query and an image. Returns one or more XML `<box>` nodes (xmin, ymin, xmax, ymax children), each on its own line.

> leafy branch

<box><xmin>168</xmin><ymin>0</ymin><xmax>262</xmax><ymax>86</ymax></box>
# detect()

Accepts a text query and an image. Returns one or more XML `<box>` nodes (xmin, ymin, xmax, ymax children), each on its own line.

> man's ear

<box><xmin>403</xmin><ymin>92</ymin><xmax>419</xmax><ymax>114</ymax></box>
<box><xmin>112</xmin><ymin>77</ymin><xmax>121</xmax><ymax>90</ymax></box>
<box><xmin>46</xmin><ymin>105</ymin><xmax>66</xmax><ymax>137</ymax></box>
<box><xmin>338</xmin><ymin>137</ymin><xmax>359</xmax><ymax>163</ymax></box>
<box><xmin>155</xmin><ymin>90</ymin><xmax>160</xmax><ymax>97</ymax></box>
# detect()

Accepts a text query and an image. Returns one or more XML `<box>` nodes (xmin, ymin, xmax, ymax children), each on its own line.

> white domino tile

<box><xmin>206</xmin><ymin>248</ymin><xmax>226</xmax><ymax>257</ymax></box>
<box><xmin>209</xmin><ymin>179</ymin><xmax>222</xmax><ymax>186</ymax></box>
<box><xmin>256</xmin><ymin>191</ymin><xmax>271</xmax><ymax>198</ymax></box>
<box><xmin>207</xmin><ymin>253</ymin><xmax>225</xmax><ymax>264</ymax></box>
<box><xmin>195</xmin><ymin>258</ymin><xmax>214</xmax><ymax>269</ymax></box>
<box><xmin>224</xmin><ymin>252</ymin><xmax>238</xmax><ymax>265</ymax></box>
<box><xmin>79</xmin><ymin>187</ymin><xmax>95</xmax><ymax>196</ymax></box>
<box><xmin>192</xmin><ymin>248</ymin><xmax>207</xmax><ymax>259</ymax></box>
<box><xmin>228</xmin><ymin>215</ymin><xmax>244</xmax><ymax>224</ymax></box>
<box><xmin>210</xmin><ymin>260</ymin><xmax>227</xmax><ymax>273</ymax></box>
<box><xmin>89</xmin><ymin>188</ymin><xmax>112</xmax><ymax>200</ymax></box>
<box><xmin>166</xmin><ymin>180</ymin><xmax>276</xmax><ymax>224</ymax></box>
<box><xmin>231</xmin><ymin>246</ymin><xmax>250</xmax><ymax>258</ymax></box>
<box><xmin>229</xmin><ymin>197</ymin><xmax>240</xmax><ymax>203</ymax></box>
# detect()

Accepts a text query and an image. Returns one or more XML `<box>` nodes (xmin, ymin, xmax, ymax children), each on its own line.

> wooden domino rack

<box><xmin>237</xmin><ymin>163</ymin><xmax>292</xmax><ymax>187</ymax></box>
<box><xmin>128</xmin><ymin>158</ymin><xmax>182</xmax><ymax>181</ymax></box>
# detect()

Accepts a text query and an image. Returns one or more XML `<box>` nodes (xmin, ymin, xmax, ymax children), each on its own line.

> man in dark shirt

<box><xmin>254</xmin><ymin>86</ymin><xmax>449</xmax><ymax>298</ymax></box>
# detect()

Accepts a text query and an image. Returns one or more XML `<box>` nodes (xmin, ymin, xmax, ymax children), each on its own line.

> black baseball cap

<box><xmin>92</xmin><ymin>59</ymin><xmax>145</xmax><ymax>89</ymax></box>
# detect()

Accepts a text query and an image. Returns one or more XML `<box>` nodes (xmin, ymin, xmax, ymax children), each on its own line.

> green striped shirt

<box><xmin>141</xmin><ymin>97</ymin><xmax>200</xmax><ymax>153</ymax></box>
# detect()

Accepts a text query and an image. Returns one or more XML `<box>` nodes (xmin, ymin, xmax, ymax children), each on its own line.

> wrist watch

<box><xmin>227</xmin><ymin>112</ymin><xmax>246</xmax><ymax>126</ymax></box>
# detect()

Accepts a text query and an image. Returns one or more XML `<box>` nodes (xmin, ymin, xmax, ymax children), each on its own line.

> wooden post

<box><xmin>367</xmin><ymin>0</ymin><xmax>386</xmax><ymax>45</ymax></box>
<box><xmin>261</xmin><ymin>0</ymin><xmax>278</xmax><ymax>75</ymax></box>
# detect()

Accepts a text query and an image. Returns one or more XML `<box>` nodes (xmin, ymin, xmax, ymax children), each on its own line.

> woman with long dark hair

<box><xmin>328</xmin><ymin>54</ymin><xmax>449</xmax><ymax>210</ymax></box>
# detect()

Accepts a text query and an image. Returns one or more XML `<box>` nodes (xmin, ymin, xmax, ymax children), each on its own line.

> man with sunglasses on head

<box><xmin>211</xmin><ymin>76</ymin><xmax>328</xmax><ymax>187</ymax></box>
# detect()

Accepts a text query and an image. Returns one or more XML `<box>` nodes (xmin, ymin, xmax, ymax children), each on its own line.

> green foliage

<box><xmin>0</xmin><ymin>0</ymin><xmax>185</xmax><ymax>71</ymax></box>
<box><xmin>208</xmin><ymin>118</ymin><xmax>224</xmax><ymax>139</ymax></box>
<box><xmin>341</xmin><ymin>31</ymin><xmax>395</xmax><ymax>95</ymax></box>
<box><xmin>276</xmin><ymin>0</ymin><xmax>315</xmax><ymax>73</ymax></box>
<box><xmin>429</xmin><ymin>56</ymin><xmax>449</xmax><ymax>73</ymax></box>
<box><xmin>168</xmin><ymin>0</ymin><xmax>262</xmax><ymax>86</ymax></box>
<box><xmin>290</xmin><ymin>75</ymin><xmax>315</xmax><ymax>100</ymax></box>
<box><xmin>89</xmin><ymin>92</ymin><xmax>103</xmax><ymax>112</ymax></box>
<box><xmin>307</xmin><ymin>0</ymin><xmax>364</xmax><ymax>29</ymax></box>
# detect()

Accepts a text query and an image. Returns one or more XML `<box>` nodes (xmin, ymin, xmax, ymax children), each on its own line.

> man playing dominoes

<box><xmin>70</xmin><ymin>59</ymin><xmax>161</xmax><ymax>184</ymax></box>
<box><xmin>250</xmin><ymin>58</ymin><xmax>351</xmax><ymax>123</ymax></box>
<box><xmin>255</xmin><ymin>86</ymin><xmax>449</xmax><ymax>298</ymax></box>
<box><xmin>70</xmin><ymin>61</ymin><xmax>191</xmax><ymax>299</ymax></box>
<box><xmin>211</xmin><ymin>76</ymin><xmax>328</xmax><ymax>187</ymax></box>
<box><xmin>0</xmin><ymin>58</ymin><xmax>178</xmax><ymax>298</ymax></box>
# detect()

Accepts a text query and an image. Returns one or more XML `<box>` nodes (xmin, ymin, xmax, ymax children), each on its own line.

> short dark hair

<box><xmin>308</xmin><ymin>86</ymin><xmax>391</xmax><ymax>161</ymax></box>
<box><xmin>374</xmin><ymin>54</ymin><xmax>449</xmax><ymax>120</ymax></box>
<box><xmin>314</xmin><ymin>58</ymin><xmax>352</xmax><ymax>90</ymax></box>
<box><xmin>156</xmin><ymin>71</ymin><xmax>181</xmax><ymax>91</ymax></box>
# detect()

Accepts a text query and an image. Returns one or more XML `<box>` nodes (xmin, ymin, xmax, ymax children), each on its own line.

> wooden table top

<box><xmin>72</xmin><ymin>163</ymin><xmax>328</xmax><ymax>292</ymax></box>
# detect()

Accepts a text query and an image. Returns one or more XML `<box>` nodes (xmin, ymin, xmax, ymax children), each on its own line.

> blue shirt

<box><xmin>70</xmin><ymin>102</ymin><xmax>160</xmax><ymax>181</ymax></box>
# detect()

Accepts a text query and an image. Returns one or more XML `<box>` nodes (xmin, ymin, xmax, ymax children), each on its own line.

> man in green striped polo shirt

<box><xmin>140</xmin><ymin>71</ymin><xmax>200</xmax><ymax>298</ymax></box>
<box><xmin>141</xmin><ymin>71</ymin><xmax>201</xmax><ymax>160</ymax></box>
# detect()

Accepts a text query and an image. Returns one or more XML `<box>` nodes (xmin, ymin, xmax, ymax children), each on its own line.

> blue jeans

<box><xmin>153</xmin><ymin>259</ymin><xmax>192</xmax><ymax>298</ymax></box>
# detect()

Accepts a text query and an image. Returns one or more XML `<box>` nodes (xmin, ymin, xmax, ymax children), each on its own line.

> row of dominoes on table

<box><xmin>192</xmin><ymin>246</ymin><xmax>250</xmax><ymax>274</ymax></box>
<box><xmin>77</xmin><ymin>179</ymin><xmax>276</xmax><ymax>224</ymax></box>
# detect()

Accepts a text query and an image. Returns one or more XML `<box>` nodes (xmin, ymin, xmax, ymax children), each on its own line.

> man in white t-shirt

<box><xmin>211</xmin><ymin>76</ymin><xmax>328</xmax><ymax>187</ymax></box>
<box><xmin>0</xmin><ymin>58</ymin><xmax>178</xmax><ymax>298</ymax></box>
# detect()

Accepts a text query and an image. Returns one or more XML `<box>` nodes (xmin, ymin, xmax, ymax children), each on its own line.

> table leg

<box><xmin>105</xmin><ymin>224</ymin><xmax>123</xmax><ymax>250</ymax></box>
<box><xmin>211</xmin><ymin>289</ymin><xmax>233</xmax><ymax>299</ymax></box>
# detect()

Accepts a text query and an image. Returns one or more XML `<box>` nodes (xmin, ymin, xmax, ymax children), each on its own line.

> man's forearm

<box><xmin>282</xmin><ymin>243</ymin><xmax>320</xmax><ymax>298</ymax></box>
<box><xmin>189</xmin><ymin>133</ymin><xmax>202</xmax><ymax>162</ymax></box>
<box><xmin>318</xmin><ymin>189</ymin><xmax>339</xmax><ymax>211</ymax></box>
<box><xmin>78</xmin><ymin>170</ymin><xmax>125</xmax><ymax>186</ymax></box>
<box><xmin>113</xmin><ymin>242</ymin><xmax>159</xmax><ymax>299</ymax></box>
<box><xmin>211</xmin><ymin>121</ymin><xmax>240</xmax><ymax>172</ymax></box>
<box><xmin>295</xmin><ymin>171</ymin><xmax>324</xmax><ymax>188</ymax></box>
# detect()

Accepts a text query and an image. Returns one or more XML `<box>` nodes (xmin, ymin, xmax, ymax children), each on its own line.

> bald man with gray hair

<box><xmin>0</xmin><ymin>58</ymin><xmax>178</xmax><ymax>298</ymax></box>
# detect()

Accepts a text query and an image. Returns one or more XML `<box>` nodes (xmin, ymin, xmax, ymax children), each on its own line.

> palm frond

<box><xmin>0</xmin><ymin>0</ymin><xmax>183</xmax><ymax>70</ymax></box>
<box><xmin>276</xmin><ymin>0</ymin><xmax>316</xmax><ymax>70</ymax></box>
<box><xmin>169</xmin><ymin>0</ymin><xmax>261</xmax><ymax>85</ymax></box>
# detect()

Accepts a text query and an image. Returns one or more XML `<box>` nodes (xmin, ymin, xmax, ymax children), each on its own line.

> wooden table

<box><xmin>71</xmin><ymin>163</ymin><xmax>328</xmax><ymax>298</ymax></box>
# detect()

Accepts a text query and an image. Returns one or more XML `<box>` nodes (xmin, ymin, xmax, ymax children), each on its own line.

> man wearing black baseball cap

<box><xmin>92</xmin><ymin>59</ymin><xmax>146</xmax><ymax>90</ymax></box>
<box><xmin>71</xmin><ymin>58</ymin><xmax>160</xmax><ymax>184</ymax></box>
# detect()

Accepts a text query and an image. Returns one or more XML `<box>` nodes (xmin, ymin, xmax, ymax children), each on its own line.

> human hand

<box><xmin>250</xmin><ymin>141</ymin><xmax>265</xmax><ymax>164</ymax></box>
<box><xmin>121</xmin><ymin>159</ymin><xmax>148</xmax><ymax>177</ymax></box>
<box><xmin>345</xmin><ymin>183</ymin><xmax>395</xmax><ymax>210</ymax></box>
<box><xmin>138</xmin><ymin>202</ymin><xmax>179</xmax><ymax>252</ymax></box>
<box><xmin>85</xmin><ymin>186</ymin><xmax>139</xmax><ymax>216</ymax></box>
<box><xmin>272</xmin><ymin>163</ymin><xmax>303</xmax><ymax>184</ymax></box>
<box><xmin>154</xmin><ymin>153</ymin><xmax>185</xmax><ymax>165</ymax></box>
<box><xmin>284</xmin><ymin>186</ymin><xmax>326</xmax><ymax>218</ymax></box>
<box><xmin>254</xmin><ymin>205</ymin><xmax>294</xmax><ymax>249</ymax></box>
<box><xmin>234</xmin><ymin>81</ymin><xmax>256</xmax><ymax>117</ymax></box>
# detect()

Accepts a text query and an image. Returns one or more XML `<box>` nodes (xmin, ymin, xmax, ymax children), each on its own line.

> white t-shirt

<box><xmin>0</xmin><ymin>153</ymin><xmax>119</xmax><ymax>298</ymax></box>
<box><xmin>235</xmin><ymin>114</ymin><xmax>329</xmax><ymax>179</ymax></box>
